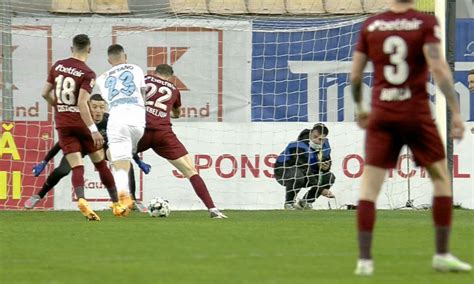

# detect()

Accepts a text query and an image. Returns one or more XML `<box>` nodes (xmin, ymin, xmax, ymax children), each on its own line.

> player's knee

<box><xmin>426</xmin><ymin>162</ymin><xmax>448</xmax><ymax>182</ymax></box>
<box><xmin>183</xmin><ymin>167</ymin><xmax>198</xmax><ymax>178</ymax></box>
<box><xmin>327</xmin><ymin>172</ymin><xmax>336</xmax><ymax>186</ymax></box>
<box><xmin>89</xmin><ymin>150</ymin><xmax>105</xmax><ymax>163</ymax></box>
<box><xmin>293</xmin><ymin>178</ymin><xmax>307</xmax><ymax>189</ymax></box>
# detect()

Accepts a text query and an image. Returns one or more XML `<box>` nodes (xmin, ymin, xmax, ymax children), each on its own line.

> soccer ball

<box><xmin>147</xmin><ymin>197</ymin><xmax>171</xmax><ymax>217</ymax></box>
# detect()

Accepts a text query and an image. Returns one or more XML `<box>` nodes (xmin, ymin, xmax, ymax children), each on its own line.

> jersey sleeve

<box><xmin>80</xmin><ymin>71</ymin><xmax>96</xmax><ymax>94</ymax></box>
<box><xmin>173</xmin><ymin>89</ymin><xmax>182</xmax><ymax>109</ymax></box>
<box><xmin>423</xmin><ymin>15</ymin><xmax>441</xmax><ymax>44</ymax></box>
<box><xmin>355</xmin><ymin>21</ymin><xmax>369</xmax><ymax>54</ymax></box>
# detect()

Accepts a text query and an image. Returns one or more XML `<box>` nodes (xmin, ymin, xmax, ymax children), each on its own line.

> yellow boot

<box><xmin>119</xmin><ymin>192</ymin><xmax>134</xmax><ymax>211</ymax></box>
<box><xmin>112</xmin><ymin>202</ymin><xmax>129</xmax><ymax>217</ymax></box>
<box><xmin>77</xmin><ymin>198</ymin><xmax>101</xmax><ymax>221</ymax></box>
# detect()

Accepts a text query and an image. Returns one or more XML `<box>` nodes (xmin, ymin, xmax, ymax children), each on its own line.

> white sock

<box><xmin>113</xmin><ymin>169</ymin><xmax>129</xmax><ymax>194</ymax></box>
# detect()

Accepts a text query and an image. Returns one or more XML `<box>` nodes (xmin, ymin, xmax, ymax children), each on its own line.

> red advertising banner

<box><xmin>0</xmin><ymin>122</ymin><xmax>54</xmax><ymax>209</ymax></box>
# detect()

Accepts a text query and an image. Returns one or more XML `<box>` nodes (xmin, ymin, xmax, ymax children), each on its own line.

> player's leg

<box><xmin>58</xmin><ymin>127</ymin><xmax>101</xmax><ymax>221</ymax></box>
<box><xmin>38</xmin><ymin>157</ymin><xmax>72</xmax><ymax>198</ymax></box>
<box><xmin>282</xmin><ymin>167</ymin><xmax>305</xmax><ymax>209</ymax></box>
<box><xmin>107</xmin><ymin>124</ymin><xmax>143</xmax><ymax>212</ymax></box>
<box><xmin>129</xmin><ymin>163</ymin><xmax>137</xmax><ymax>200</ymax></box>
<box><xmin>273</xmin><ymin>165</ymin><xmax>302</xmax><ymax>209</ymax></box>
<box><xmin>126</xmin><ymin>164</ymin><xmax>146</xmax><ymax>212</ymax></box>
<box><xmin>410</xmin><ymin>119</ymin><xmax>471</xmax><ymax>272</ymax></box>
<box><xmin>78</xmin><ymin>125</ymin><xmax>125</xmax><ymax>217</ymax></box>
<box><xmin>355</xmin><ymin>121</ymin><xmax>401</xmax><ymax>276</ymax></box>
<box><xmin>298</xmin><ymin>172</ymin><xmax>336</xmax><ymax>209</ymax></box>
<box><xmin>65</xmin><ymin>151</ymin><xmax>100</xmax><ymax>221</ymax></box>
<box><xmin>168</xmin><ymin>154</ymin><xmax>227</xmax><ymax>218</ymax></box>
<box><xmin>427</xmin><ymin>160</ymin><xmax>472</xmax><ymax>272</ymax></box>
<box><xmin>131</xmin><ymin>133</ymin><xmax>153</xmax><ymax>213</ymax></box>
<box><xmin>354</xmin><ymin>165</ymin><xmax>386</xmax><ymax>276</ymax></box>
<box><xmin>153</xmin><ymin>130</ymin><xmax>226</xmax><ymax>218</ymax></box>
<box><xmin>88</xmin><ymin>149</ymin><xmax>127</xmax><ymax>217</ymax></box>
<box><xmin>25</xmin><ymin>157</ymin><xmax>72</xmax><ymax>209</ymax></box>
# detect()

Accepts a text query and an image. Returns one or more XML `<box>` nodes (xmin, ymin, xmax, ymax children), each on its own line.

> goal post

<box><xmin>433</xmin><ymin>0</ymin><xmax>448</xmax><ymax>157</ymax></box>
<box><xmin>1</xmin><ymin>0</ymin><xmax>13</xmax><ymax>122</ymax></box>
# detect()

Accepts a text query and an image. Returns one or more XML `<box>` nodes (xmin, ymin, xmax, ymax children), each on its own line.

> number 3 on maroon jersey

<box><xmin>383</xmin><ymin>36</ymin><xmax>409</xmax><ymax>85</ymax></box>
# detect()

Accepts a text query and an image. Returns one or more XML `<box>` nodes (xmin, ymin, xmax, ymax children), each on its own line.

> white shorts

<box><xmin>107</xmin><ymin>123</ymin><xmax>144</xmax><ymax>162</ymax></box>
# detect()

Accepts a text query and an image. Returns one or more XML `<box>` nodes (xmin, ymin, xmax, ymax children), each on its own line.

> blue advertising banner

<box><xmin>252</xmin><ymin>18</ymin><xmax>473</xmax><ymax>122</ymax></box>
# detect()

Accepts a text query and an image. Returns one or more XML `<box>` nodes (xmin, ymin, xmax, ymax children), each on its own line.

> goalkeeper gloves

<box><xmin>134</xmin><ymin>159</ymin><xmax>151</xmax><ymax>174</ymax></box>
<box><xmin>32</xmin><ymin>160</ymin><xmax>47</xmax><ymax>177</ymax></box>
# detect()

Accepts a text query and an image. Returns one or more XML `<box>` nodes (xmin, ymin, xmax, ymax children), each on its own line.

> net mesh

<box><xmin>1</xmin><ymin>0</ymin><xmax>438</xmax><ymax>210</ymax></box>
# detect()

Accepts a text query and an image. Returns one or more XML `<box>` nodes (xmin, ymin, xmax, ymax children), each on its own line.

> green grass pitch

<box><xmin>1</xmin><ymin>210</ymin><xmax>473</xmax><ymax>284</ymax></box>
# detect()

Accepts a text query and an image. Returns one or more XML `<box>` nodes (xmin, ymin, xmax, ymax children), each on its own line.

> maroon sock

<box><xmin>94</xmin><ymin>160</ymin><xmax>118</xmax><ymax>202</ymax></box>
<box><xmin>357</xmin><ymin>200</ymin><xmax>376</xmax><ymax>259</ymax></box>
<box><xmin>71</xmin><ymin>165</ymin><xmax>85</xmax><ymax>199</ymax></box>
<box><xmin>189</xmin><ymin>175</ymin><xmax>215</xmax><ymax>209</ymax></box>
<box><xmin>433</xmin><ymin>196</ymin><xmax>452</xmax><ymax>254</ymax></box>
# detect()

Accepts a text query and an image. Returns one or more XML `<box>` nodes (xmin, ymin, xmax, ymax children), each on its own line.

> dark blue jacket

<box><xmin>275</xmin><ymin>129</ymin><xmax>331</xmax><ymax>174</ymax></box>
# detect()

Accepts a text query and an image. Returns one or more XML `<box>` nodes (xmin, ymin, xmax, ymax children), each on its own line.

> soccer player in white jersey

<box><xmin>95</xmin><ymin>44</ymin><xmax>146</xmax><ymax>213</ymax></box>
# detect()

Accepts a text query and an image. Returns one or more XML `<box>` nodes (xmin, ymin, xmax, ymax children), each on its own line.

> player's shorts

<box><xmin>107</xmin><ymin>123</ymin><xmax>144</xmax><ymax>162</ymax></box>
<box><xmin>365</xmin><ymin>115</ymin><xmax>445</xmax><ymax>169</ymax></box>
<box><xmin>57</xmin><ymin>126</ymin><xmax>101</xmax><ymax>155</ymax></box>
<box><xmin>137</xmin><ymin>128</ymin><xmax>188</xmax><ymax>160</ymax></box>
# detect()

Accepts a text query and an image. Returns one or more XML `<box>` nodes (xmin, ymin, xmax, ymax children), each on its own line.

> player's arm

<box><xmin>350</xmin><ymin>51</ymin><xmax>368</xmax><ymax>113</ymax></box>
<box><xmin>171</xmin><ymin>107</ymin><xmax>181</xmax><ymax>119</ymax></box>
<box><xmin>293</xmin><ymin>146</ymin><xmax>311</xmax><ymax>169</ymax></box>
<box><xmin>351</xmin><ymin>51</ymin><xmax>370</xmax><ymax>129</ymax></box>
<box><xmin>423</xmin><ymin>43</ymin><xmax>465</xmax><ymax>139</ymax></box>
<box><xmin>423</xmin><ymin>44</ymin><xmax>460</xmax><ymax>114</ymax></box>
<box><xmin>171</xmin><ymin>90</ymin><xmax>182</xmax><ymax>119</ymax></box>
<box><xmin>320</xmin><ymin>154</ymin><xmax>332</xmax><ymax>172</ymax></box>
<box><xmin>41</xmin><ymin>82</ymin><xmax>55</xmax><ymax>105</ymax></box>
<box><xmin>78</xmin><ymin>89</ymin><xmax>95</xmax><ymax>129</ymax></box>
<box><xmin>78</xmin><ymin>88</ymin><xmax>104</xmax><ymax>147</ymax></box>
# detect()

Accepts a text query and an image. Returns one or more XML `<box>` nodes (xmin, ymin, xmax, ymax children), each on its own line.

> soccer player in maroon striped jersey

<box><xmin>26</xmin><ymin>95</ymin><xmax>150</xmax><ymax>213</ymax></box>
<box><xmin>41</xmin><ymin>34</ymin><xmax>127</xmax><ymax>220</ymax></box>
<box><xmin>350</xmin><ymin>0</ymin><xmax>471</xmax><ymax>275</ymax></box>
<box><xmin>136</xmin><ymin>64</ymin><xmax>227</xmax><ymax>218</ymax></box>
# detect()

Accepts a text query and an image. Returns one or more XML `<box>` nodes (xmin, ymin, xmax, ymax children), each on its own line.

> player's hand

<box><xmin>326</xmin><ymin>191</ymin><xmax>335</xmax><ymax>198</ymax></box>
<box><xmin>471</xmin><ymin>127</ymin><xmax>474</xmax><ymax>134</ymax></box>
<box><xmin>356</xmin><ymin>111</ymin><xmax>369</xmax><ymax>129</ymax></box>
<box><xmin>135</xmin><ymin>159</ymin><xmax>152</xmax><ymax>174</ymax></box>
<box><xmin>32</xmin><ymin>160</ymin><xmax>47</xmax><ymax>177</ymax></box>
<box><xmin>450</xmin><ymin>113</ymin><xmax>465</xmax><ymax>140</ymax></box>
<box><xmin>91</xmin><ymin>132</ymin><xmax>104</xmax><ymax>149</ymax></box>
<box><xmin>322</xmin><ymin>189</ymin><xmax>335</xmax><ymax>198</ymax></box>
<box><xmin>320</xmin><ymin>161</ymin><xmax>330</xmax><ymax>171</ymax></box>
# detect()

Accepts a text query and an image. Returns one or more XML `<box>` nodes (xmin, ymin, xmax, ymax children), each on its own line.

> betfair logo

<box><xmin>367</xmin><ymin>19</ymin><xmax>423</xmax><ymax>32</ymax></box>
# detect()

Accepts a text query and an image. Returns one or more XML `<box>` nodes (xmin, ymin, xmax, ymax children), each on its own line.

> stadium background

<box><xmin>0</xmin><ymin>0</ymin><xmax>472</xmax><ymax>211</ymax></box>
